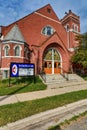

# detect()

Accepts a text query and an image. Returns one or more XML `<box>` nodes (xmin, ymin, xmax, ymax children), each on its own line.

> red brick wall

<box><xmin>1</xmin><ymin>42</ymin><xmax>29</xmax><ymax>68</ymax></box>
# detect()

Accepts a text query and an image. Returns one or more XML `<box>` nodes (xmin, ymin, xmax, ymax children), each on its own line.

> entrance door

<box><xmin>54</xmin><ymin>62</ymin><xmax>61</xmax><ymax>73</ymax></box>
<box><xmin>43</xmin><ymin>48</ymin><xmax>61</xmax><ymax>74</ymax></box>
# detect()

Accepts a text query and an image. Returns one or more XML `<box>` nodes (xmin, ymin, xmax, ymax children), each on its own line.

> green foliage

<box><xmin>72</xmin><ymin>33</ymin><xmax>87</xmax><ymax>68</ymax></box>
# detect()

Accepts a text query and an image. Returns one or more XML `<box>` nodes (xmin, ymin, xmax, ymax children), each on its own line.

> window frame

<box><xmin>14</xmin><ymin>45</ymin><xmax>21</xmax><ymax>57</ymax></box>
<box><xmin>41</xmin><ymin>25</ymin><xmax>55</xmax><ymax>36</ymax></box>
<box><xmin>24</xmin><ymin>47</ymin><xmax>29</xmax><ymax>58</ymax></box>
<box><xmin>72</xmin><ymin>23</ymin><xmax>78</xmax><ymax>32</ymax></box>
<box><xmin>4</xmin><ymin>45</ymin><xmax>10</xmax><ymax>56</ymax></box>
<box><xmin>64</xmin><ymin>24</ymin><xmax>70</xmax><ymax>32</ymax></box>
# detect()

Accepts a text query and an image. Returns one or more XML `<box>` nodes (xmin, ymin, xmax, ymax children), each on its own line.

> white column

<box><xmin>52</xmin><ymin>49</ymin><xmax>54</xmax><ymax>74</ymax></box>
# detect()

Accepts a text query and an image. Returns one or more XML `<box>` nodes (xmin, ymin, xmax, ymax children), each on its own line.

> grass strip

<box><xmin>0</xmin><ymin>90</ymin><xmax>87</xmax><ymax>126</ymax></box>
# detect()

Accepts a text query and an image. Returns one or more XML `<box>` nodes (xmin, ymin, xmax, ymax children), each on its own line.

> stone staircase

<box><xmin>42</xmin><ymin>73</ymin><xmax>84</xmax><ymax>84</ymax></box>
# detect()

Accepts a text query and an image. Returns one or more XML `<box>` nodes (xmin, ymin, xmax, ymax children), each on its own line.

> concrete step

<box><xmin>68</xmin><ymin>74</ymin><xmax>84</xmax><ymax>81</ymax></box>
<box><xmin>45</xmin><ymin>74</ymin><xmax>66</xmax><ymax>84</ymax></box>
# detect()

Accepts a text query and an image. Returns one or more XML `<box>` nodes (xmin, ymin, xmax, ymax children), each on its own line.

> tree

<box><xmin>72</xmin><ymin>33</ymin><xmax>87</xmax><ymax>69</ymax></box>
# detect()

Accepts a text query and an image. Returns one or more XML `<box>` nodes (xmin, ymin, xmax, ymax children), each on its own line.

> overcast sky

<box><xmin>0</xmin><ymin>0</ymin><xmax>87</xmax><ymax>33</ymax></box>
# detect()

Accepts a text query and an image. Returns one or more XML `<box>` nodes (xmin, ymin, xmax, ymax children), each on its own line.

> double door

<box><xmin>44</xmin><ymin>48</ymin><xmax>61</xmax><ymax>74</ymax></box>
<box><xmin>44</xmin><ymin>61</ymin><xmax>61</xmax><ymax>74</ymax></box>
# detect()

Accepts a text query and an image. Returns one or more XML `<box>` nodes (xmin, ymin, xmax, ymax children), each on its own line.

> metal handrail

<box><xmin>39</xmin><ymin>71</ymin><xmax>46</xmax><ymax>83</ymax></box>
<box><xmin>60</xmin><ymin>67</ymin><xmax>69</xmax><ymax>81</ymax></box>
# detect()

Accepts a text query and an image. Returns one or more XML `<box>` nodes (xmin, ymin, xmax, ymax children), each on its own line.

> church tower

<box><xmin>61</xmin><ymin>10</ymin><xmax>80</xmax><ymax>52</ymax></box>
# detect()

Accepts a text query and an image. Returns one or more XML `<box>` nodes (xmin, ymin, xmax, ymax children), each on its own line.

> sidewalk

<box><xmin>0</xmin><ymin>80</ymin><xmax>87</xmax><ymax>106</ymax></box>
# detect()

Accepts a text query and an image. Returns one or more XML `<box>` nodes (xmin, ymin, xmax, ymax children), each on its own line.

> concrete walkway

<box><xmin>0</xmin><ymin>80</ymin><xmax>87</xmax><ymax>106</ymax></box>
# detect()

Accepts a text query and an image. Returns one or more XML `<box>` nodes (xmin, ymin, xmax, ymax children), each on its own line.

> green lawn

<box><xmin>0</xmin><ymin>76</ymin><xmax>47</xmax><ymax>96</ymax></box>
<box><xmin>0</xmin><ymin>90</ymin><xmax>87</xmax><ymax>126</ymax></box>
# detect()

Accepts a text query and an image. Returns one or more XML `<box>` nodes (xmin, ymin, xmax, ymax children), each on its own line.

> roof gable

<box><xmin>3</xmin><ymin>24</ymin><xmax>26</xmax><ymax>43</ymax></box>
<box><xmin>36</xmin><ymin>4</ymin><xmax>59</xmax><ymax>22</ymax></box>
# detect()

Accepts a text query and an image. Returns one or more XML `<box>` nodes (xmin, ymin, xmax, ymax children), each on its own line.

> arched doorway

<box><xmin>43</xmin><ymin>48</ymin><xmax>61</xmax><ymax>74</ymax></box>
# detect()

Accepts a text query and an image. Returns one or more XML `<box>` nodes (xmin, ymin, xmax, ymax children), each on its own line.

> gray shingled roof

<box><xmin>4</xmin><ymin>24</ymin><xmax>26</xmax><ymax>43</ymax></box>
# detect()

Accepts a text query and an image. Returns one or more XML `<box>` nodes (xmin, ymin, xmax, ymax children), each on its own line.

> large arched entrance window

<box><xmin>43</xmin><ymin>48</ymin><xmax>61</xmax><ymax>74</ymax></box>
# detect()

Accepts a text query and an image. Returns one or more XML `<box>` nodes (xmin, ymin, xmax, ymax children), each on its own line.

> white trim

<box><xmin>35</xmin><ymin>12</ymin><xmax>61</xmax><ymax>24</ymax></box>
<box><xmin>68</xmin><ymin>48</ymin><xmax>74</xmax><ymax>52</ymax></box>
<box><xmin>2</xmin><ymin>56</ymin><xmax>21</xmax><ymax>58</ymax></box>
<box><xmin>52</xmin><ymin>49</ymin><xmax>54</xmax><ymax>74</ymax></box>
<box><xmin>72</xmin><ymin>29</ymin><xmax>80</xmax><ymax>34</ymax></box>
<box><xmin>2</xmin><ymin>40</ymin><xmax>24</xmax><ymax>44</ymax></box>
<box><xmin>13</xmin><ymin>45</ymin><xmax>22</xmax><ymax>50</ymax></box>
<box><xmin>61</xmin><ymin>15</ymin><xmax>79</xmax><ymax>22</ymax></box>
<box><xmin>0</xmin><ymin>68</ymin><xmax>10</xmax><ymax>70</ymax></box>
<box><xmin>2</xmin><ymin>56</ymin><xmax>27</xmax><ymax>59</ymax></box>
<box><xmin>3</xmin><ymin>44</ymin><xmax>10</xmax><ymax>50</ymax></box>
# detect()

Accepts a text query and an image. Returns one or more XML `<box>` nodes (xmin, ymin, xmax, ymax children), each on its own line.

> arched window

<box><xmin>64</xmin><ymin>24</ymin><xmax>70</xmax><ymax>32</ymax></box>
<box><xmin>75</xmin><ymin>25</ymin><xmax>78</xmax><ymax>32</ymax></box>
<box><xmin>72</xmin><ymin>24</ymin><xmax>74</xmax><ymax>30</ymax></box>
<box><xmin>66</xmin><ymin>25</ymin><xmax>70</xmax><ymax>31</ymax></box>
<box><xmin>24</xmin><ymin>47</ymin><xmax>29</xmax><ymax>58</ymax></box>
<box><xmin>4</xmin><ymin>46</ymin><xmax>9</xmax><ymax>56</ymax></box>
<box><xmin>72</xmin><ymin>24</ymin><xmax>78</xmax><ymax>32</ymax></box>
<box><xmin>14</xmin><ymin>46</ymin><xmax>20</xmax><ymax>56</ymax></box>
<box><xmin>42</xmin><ymin>26</ymin><xmax>55</xmax><ymax>36</ymax></box>
<box><xmin>44</xmin><ymin>48</ymin><xmax>60</xmax><ymax>61</ymax></box>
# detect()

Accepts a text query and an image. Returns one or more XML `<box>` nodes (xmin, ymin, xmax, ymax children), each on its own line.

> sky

<box><xmin>0</xmin><ymin>0</ymin><xmax>87</xmax><ymax>33</ymax></box>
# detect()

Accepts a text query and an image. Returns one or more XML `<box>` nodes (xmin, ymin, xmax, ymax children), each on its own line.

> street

<box><xmin>62</xmin><ymin>115</ymin><xmax>87</xmax><ymax>130</ymax></box>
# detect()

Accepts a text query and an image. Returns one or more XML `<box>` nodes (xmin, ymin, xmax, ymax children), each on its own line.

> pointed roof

<box><xmin>3</xmin><ymin>24</ymin><xmax>26</xmax><ymax>43</ymax></box>
<box><xmin>61</xmin><ymin>10</ymin><xmax>80</xmax><ymax>23</ymax></box>
<box><xmin>36</xmin><ymin>4</ymin><xmax>59</xmax><ymax>21</ymax></box>
<box><xmin>2</xmin><ymin>4</ymin><xmax>60</xmax><ymax>38</ymax></box>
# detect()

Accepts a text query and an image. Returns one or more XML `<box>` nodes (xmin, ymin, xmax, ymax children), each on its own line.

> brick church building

<box><xmin>0</xmin><ymin>4</ymin><xmax>80</xmax><ymax>78</ymax></box>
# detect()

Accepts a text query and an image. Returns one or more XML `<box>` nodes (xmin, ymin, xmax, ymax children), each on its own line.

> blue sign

<box><xmin>10</xmin><ymin>63</ymin><xmax>35</xmax><ymax>77</ymax></box>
